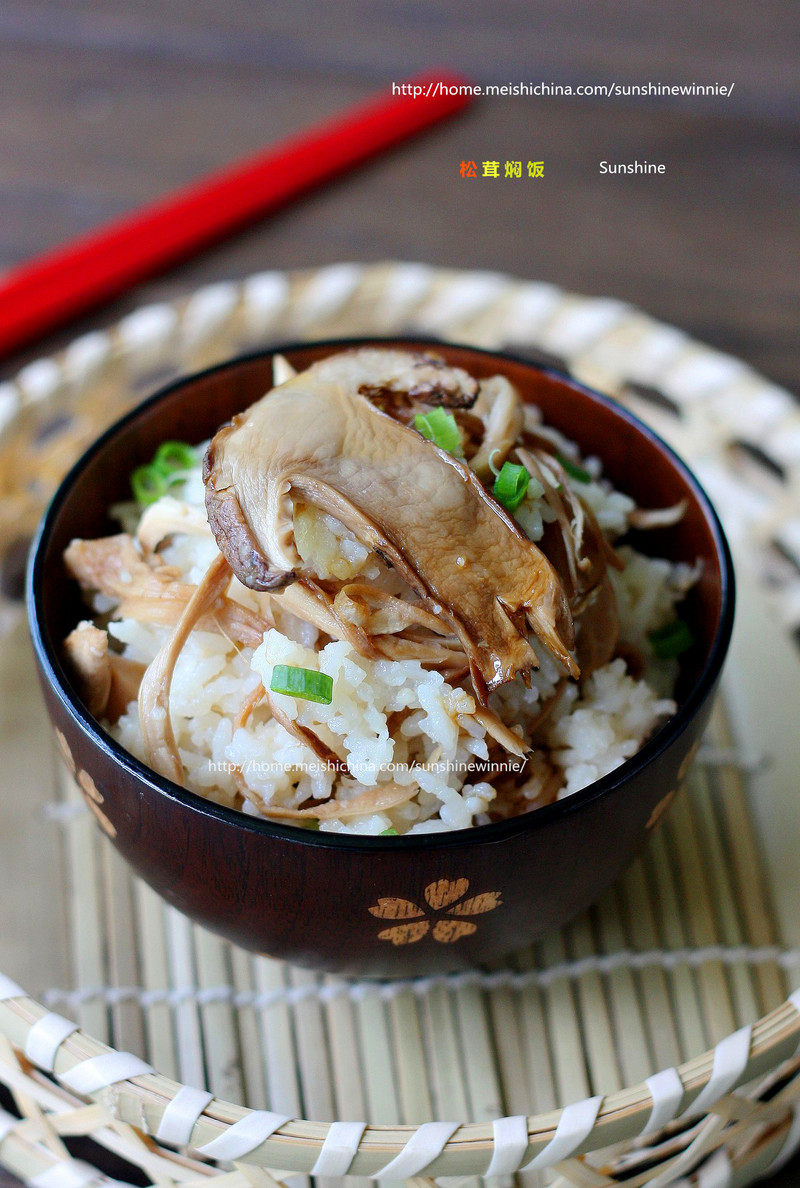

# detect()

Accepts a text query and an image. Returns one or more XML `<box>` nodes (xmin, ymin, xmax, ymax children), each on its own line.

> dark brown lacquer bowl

<box><xmin>28</xmin><ymin>340</ymin><xmax>735</xmax><ymax>977</ymax></box>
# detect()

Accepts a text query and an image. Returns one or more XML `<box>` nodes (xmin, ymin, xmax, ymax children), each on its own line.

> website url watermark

<box><xmin>209</xmin><ymin>757</ymin><xmax>527</xmax><ymax>777</ymax></box>
<box><xmin>393</xmin><ymin>80</ymin><xmax>735</xmax><ymax>99</ymax></box>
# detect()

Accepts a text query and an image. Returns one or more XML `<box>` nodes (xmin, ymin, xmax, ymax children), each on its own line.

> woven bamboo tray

<box><xmin>2</xmin><ymin>262</ymin><xmax>800</xmax><ymax>1188</ymax></box>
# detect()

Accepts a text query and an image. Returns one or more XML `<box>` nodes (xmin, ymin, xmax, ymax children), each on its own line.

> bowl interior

<box><xmin>32</xmin><ymin>339</ymin><xmax>731</xmax><ymax>827</ymax></box>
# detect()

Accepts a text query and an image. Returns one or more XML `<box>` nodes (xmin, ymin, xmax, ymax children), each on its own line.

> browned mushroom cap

<box><xmin>204</xmin><ymin>348</ymin><xmax>576</xmax><ymax>693</ymax></box>
<box><xmin>339</xmin><ymin>347</ymin><xmax>480</xmax><ymax>409</ymax></box>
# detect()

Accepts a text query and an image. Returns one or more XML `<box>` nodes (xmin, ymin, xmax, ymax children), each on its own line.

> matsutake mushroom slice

<box><xmin>64</xmin><ymin>621</ymin><xmax>145</xmax><ymax>722</ymax></box>
<box><xmin>204</xmin><ymin>348</ymin><xmax>576</xmax><ymax>696</ymax></box>
<box><xmin>65</xmin><ymin>532</ymin><xmax>269</xmax><ymax>649</ymax></box>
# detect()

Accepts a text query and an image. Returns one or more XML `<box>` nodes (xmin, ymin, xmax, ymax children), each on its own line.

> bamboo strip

<box><xmin>665</xmin><ymin>783</ymin><xmax>738</xmax><ymax>1042</ymax></box>
<box><xmin>133</xmin><ymin>881</ymin><xmax>178</xmax><ymax>1081</ymax></box>
<box><xmin>593</xmin><ymin>891</ymin><xmax>653</xmax><ymax>1086</ymax></box>
<box><xmin>536</xmin><ymin>932</ymin><xmax>591</xmax><ymax>1103</ymax></box>
<box><xmin>513</xmin><ymin>947</ymin><xmax>559</xmax><ymax>1188</ymax></box>
<box><xmin>688</xmin><ymin>765</ymin><xmax>763</xmax><ymax>1026</ymax></box>
<box><xmin>231</xmin><ymin>950</ymin><xmax>268</xmax><ymax>1108</ymax></box>
<box><xmin>452</xmin><ymin>981</ymin><xmax>504</xmax><ymax>1121</ymax></box>
<box><xmin>58</xmin><ymin>767</ymin><xmax>108</xmax><ymax>1043</ymax></box>
<box><xmin>253</xmin><ymin>956</ymin><xmax>304</xmax><ymax>1116</ymax></box>
<box><xmin>165</xmin><ymin>907</ymin><xmax>206</xmax><ymax>1090</ymax></box>
<box><xmin>513</xmin><ymin>945</ymin><xmax>559</xmax><ymax>1114</ymax></box>
<box><xmin>286</xmin><ymin>967</ymin><xmax>337</xmax><ymax>1188</ymax></box>
<box><xmin>100</xmin><ymin>843</ymin><xmax>145</xmax><ymax>1059</ymax></box>
<box><xmin>422</xmin><ymin>985</ymin><xmax>471</xmax><ymax>1122</ymax></box>
<box><xmin>0</xmin><ymin>629</ymin><xmax>69</xmax><ymax>998</ymax></box>
<box><xmin>707</xmin><ymin>700</ymin><xmax>787</xmax><ymax>1013</ymax></box>
<box><xmin>420</xmin><ymin>986</ymin><xmax>480</xmax><ymax>1188</ymax></box>
<box><xmin>194</xmin><ymin>928</ymin><xmax>244</xmax><ymax>1103</ymax></box>
<box><xmin>321</xmin><ymin>975</ymin><xmax>371</xmax><ymax>1188</ymax></box>
<box><xmin>484</xmin><ymin>956</ymin><xmax>529</xmax><ymax>1114</ymax></box>
<box><xmin>644</xmin><ymin>827</ymin><xmax>709</xmax><ymax>1057</ymax></box>
<box><xmin>615</xmin><ymin>859</ymin><xmax>682</xmax><ymax>1068</ymax></box>
<box><xmin>354</xmin><ymin>991</ymin><xmax>401</xmax><ymax>1124</ymax></box>
<box><xmin>563</xmin><ymin>911</ymin><xmax>622</xmax><ymax>1093</ymax></box>
<box><xmin>387</xmin><ymin>987</ymin><xmax>433</xmax><ymax>1122</ymax></box>
<box><xmin>252</xmin><ymin>957</ymin><xmax>308</xmax><ymax>1188</ymax></box>
<box><xmin>287</xmin><ymin>967</ymin><xmax>335</xmax><ymax>1120</ymax></box>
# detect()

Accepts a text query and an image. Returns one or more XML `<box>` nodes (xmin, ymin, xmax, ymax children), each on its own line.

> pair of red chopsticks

<box><xmin>0</xmin><ymin>73</ymin><xmax>471</xmax><ymax>362</ymax></box>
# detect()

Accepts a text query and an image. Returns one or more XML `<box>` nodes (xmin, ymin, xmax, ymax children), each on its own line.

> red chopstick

<box><xmin>0</xmin><ymin>72</ymin><xmax>472</xmax><ymax>360</ymax></box>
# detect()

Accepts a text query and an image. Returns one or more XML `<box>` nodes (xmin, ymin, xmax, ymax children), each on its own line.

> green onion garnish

<box><xmin>556</xmin><ymin>453</ymin><xmax>592</xmax><ymax>483</ymax></box>
<box><xmin>131</xmin><ymin>441</ymin><xmax>196</xmax><ymax>503</ymax></box>
<box><xmin>381</xmin><ymin>827</ymin><xmax>399</xmax><ymax>836</ymax></box>
<box><xmin>648</xmin><ymin>619</ymin><xmax>694</xmax><ymax>659</ymax></box>
<box><xmin>493</xmin><ymin>461</ymin><xmax>530</xmax><ymax>512</ymax></box>
<box><xmin>152</xmin><ymin>440</ymin><xmax>197</xmax><ymax>476</ymax></box>
<box><xmin>413</xmin><ymin>406</ymin><xmax>462</xmax><ymax>455</ymax></box>
<box><xmin>131</xmin><ymin>464</ymin><xmax>169</xmax><ymax>505</ymax></box>
<box><xmin>270</xmin><ymin>664</ymin><xmax>333</xmax><ymax>704</ymax></box>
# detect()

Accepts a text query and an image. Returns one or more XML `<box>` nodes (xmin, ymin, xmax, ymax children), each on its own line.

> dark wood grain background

<box><xmin>1</xmin><ymin>3</ymin><xmax>798</xmax><ymax>1184</ymax></box>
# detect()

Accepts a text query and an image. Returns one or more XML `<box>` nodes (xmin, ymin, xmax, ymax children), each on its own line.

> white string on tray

<box><xmin>24</xmin><ymin>1014</ymin><xmax>78</xmax><ymax>1073</ymax></box>
<box><xmin>38</xmin><ymin>944</ymin><xmax>800</xmax><ymax>1014</ymax></box>
<box><xmin>155</xmin><ymin>1086</ymin><xmax>215</xmax><ymax>1147</ymax></box>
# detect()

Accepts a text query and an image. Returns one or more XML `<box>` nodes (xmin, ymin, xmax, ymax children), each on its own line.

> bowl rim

<box><xmin>27</xmin><ymin>336</ymin><xmax>736</xmax><ymax>852</ymax></box>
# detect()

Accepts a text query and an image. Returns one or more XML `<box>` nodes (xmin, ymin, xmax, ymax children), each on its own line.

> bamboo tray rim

<box><xmin>3</xmin><ymin>984</ymin><xmax>800</xmax><ymax>1176</ymax></box>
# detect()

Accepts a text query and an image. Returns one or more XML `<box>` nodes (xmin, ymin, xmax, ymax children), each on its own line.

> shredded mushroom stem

<box><xmin>261</xmin><ymin>783</ymin><xmax>416</xmax><ymax>821</ymax></box>
<box><xmin>237</xmin><ymin>681</ymin><xmax>266</xmax><ymax>729</ymax></box>
<box><xmin>272</xmin><ymin>354</ymin><xmax>298</xmax><ymax>385</ymax></box>
<box><xmin>375</xmin><ymin>635</ymin><xmax>466</xmax><ymax>666</ymax></box>
<box><xmin>266</xmin><ymin>579</ymin><xmax>374</xmax><ymax>656</ymax></box>
<box><xmin>266</xmin><ymin>580</ymin><xmax>344</xmax><ymax>637</ymax></box>
<box><xmin>472</xmin><ymin>707</ymin><xmax>529</xmax><ymax>758</ymax></box>
<box><xmin>332</xmin><ymin>582</ymin><xmax>470</xmax><ymax>669</ymax></box>
<box><xmin>301</xmin><ymin>576</ymin><xmax>377</xmax><ymax>656</ymax></box>
<box><xmin>117</xmin><ymin>589</ymin><xmax>270</xmax><ymax>647</ymax></box>
<box><xmin>138</xmin><ymin>553</ymin><xmax>233</xmax><ymax>784</ymax></box>
<box><xmin>266</xmin><ymin>690</ymin><xmax>349</xmax><ymax>774</ymax></box>
<box><xmin>469</xmin><ymin>375</ymin><xmax>524</xmax><ymax>479</ymax></box>
<box><xmin>516</xmin><ymin>446</ymin><xmax>582</xmax><ymax>592</ymax></box>
<box><xmin>628</xmin><ymin>499</ymin><xmax>688</xmax><ymax>529</ymax></box>
<box><xmin>334</xmin><ymin>582</ymin><xmax>456</xmax><ymax>638</ymax></box>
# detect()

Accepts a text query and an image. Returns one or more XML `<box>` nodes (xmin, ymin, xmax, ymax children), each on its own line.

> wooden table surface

<box><xmin>1</xmin><ymin>3</ymin><xmax>798</xmax><ymax>1185</ymax></box>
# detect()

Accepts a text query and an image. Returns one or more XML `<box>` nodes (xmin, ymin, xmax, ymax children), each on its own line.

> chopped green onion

<box><xmin>556</xmin><ymin>452</ymin><xmax>592</xmax><ymax>483</ymax></box>
<box><xmin>152</xmin><ymin>440</ymin><xmax>197</xmax><ymax>476</ymax></box>
<box><xmin>413</xmin><ymin>406</ymin><xmax>462</xmax><ymax>455</ymax></box>
<box><xmin>381</xmin><ymin>827</ymin><xmax>399</xmax><ymax>836</ymax></box>
<box><xmin>131</xmin><ymin>464</ymin><xmax>169</xmax><ymax>505</ymax></box>
<box><xmin>493</xmin><ymin>461</ymin><xmax>530</xmax><ymax>512</ymax></box>
<box><xmin>648</xmin><ymin>619</ymin><xmax>694</xmax><ymax>659</ymax></box>
<box><xmin>270</xmin><ymin>664</ymin><xmax>333</xmax><ymax>704</ymax></box>
<box><xmin>304</xmin><ymin>819</ymin><xmax>320</xmax><ymax>831</ymax></box>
